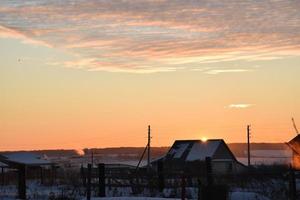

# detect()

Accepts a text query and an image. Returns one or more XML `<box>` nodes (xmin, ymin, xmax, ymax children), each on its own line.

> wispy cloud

<box><xmin>205</xmin><ymin>69</ymin><xmax>252</xmax><ymax>75</ymax></box>
<box><xmin>227</xmin><ymin>104</ymin><xmax>254</xmax><ymax>109</ymax></box>
<box><xmin>0</xmin><ymin>25</ymin><xmax>51</xmax><ymax>47</ymax></box>
<box><xmin>0</xmin><ymin>0</ymin><xmax>300</xmax><ymax>72</ymax></box>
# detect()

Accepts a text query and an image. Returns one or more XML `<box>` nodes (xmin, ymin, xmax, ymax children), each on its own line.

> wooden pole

<box><xmin>205</xmin><ymin>157</ymin><xmax>213</xmax><ymax>186</ymax></box>
<box><xmin>50</xmin><ymin>165</ymin><xmax>57</xmax><ymax>186</ymax></box>
<box><xmin>53</xmin><ymin>166</ymin><xmax>57</xmax><ymax>185</ymax></box>
<box><xmin>98</xmin><ymin>163</ymin><xmax>105</xmax><ymax>197</ymax></box>
<box><xmin>80</xmin><ymin>165</ymin><xmax>86</xmax><ymax>186</ymax></box>
<box><xmin>87</xmin><ymin>164</ymin><xmax>92</xmax><ymax>200</ymax></box>
<box><xmin>1</xmin><ymin>167</ymin><xmax>3</xmax><ymax>185</ymax></box>
<box><xmin>247</xmin><ymin>125</ymin><xmax>251</xmax><ymax>167</ymax></box>
<box><xmin>181</xmin><ymin>176</ymin><xmax>186</xmax><ymax>200</ymax></box>
<box><xmin>18</xmin><ymin>164</ymin><xmax>26</xmax><ymax>200</ymax></box>
<box><xmin>40</xmin><ymin>167</ymin><xmax>44</xmax><ymax>185</ymax></box>
<box><xmin>157</xmin><ymin>160</ymin><xmax>164</xmax><ymax>192</ymax></box>
<box><xmin>289</xmin><ymin>165</ymin><xmax>296</xmax><ymax>200</ymax></box>
<box><xmin>147</xmin><ymin>125</ymin><xmax>151</xmax><ymax>172</ymax></box>
<box><xmin>91</xmin><ymin>150</ymin><xmax>94</xmax><ymax>166</ymax></box>
<box><xmin>197</xmin><ymin>178</ymin><xmax>202</xmax><ymax>200</ymax></box>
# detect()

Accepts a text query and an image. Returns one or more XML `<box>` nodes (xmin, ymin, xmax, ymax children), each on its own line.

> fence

<box><xmin>80</xmin><ymin>158</ymin><xmax>229</xmax><ymax>200</ymax></box>
<box><xmin>0</xmin><ymin>158</ymin><xmax>299</xmax><ymax>200</ymax></box>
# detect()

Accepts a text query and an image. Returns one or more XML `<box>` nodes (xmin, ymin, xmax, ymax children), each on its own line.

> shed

<box><xmin>153</xmin><ymin>139</ymin><xmax>247</xmax><ymax>174</ymax></box>
<box><xmin>287</xmin><ymin>134</ymin><xmax>300</xmax><ymax>169</ymax></box>
<box><xmin>0</xmin><ymin>152</ymin><xmax>51</xmax><ymax>167</ymax></box>
<box><xmin>0</xmin><ymin>152</ymin><xmax>54</xmax><ymax>199</ymax></box>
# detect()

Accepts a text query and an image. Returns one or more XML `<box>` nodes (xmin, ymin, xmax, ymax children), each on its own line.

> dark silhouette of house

<box><xmin>287</xmin><ymin>134</ymin><xmax>300</xmax><ymax>169</ymax></box>
<box><xmin>152</xmin><ymin>139</ymin><xmax>246</xmax><ymax>174</ymax></box>
<box><xmin>0</xmin><ymin>152</ymin><xmax>51</xmax><ymax>167</ymax></box>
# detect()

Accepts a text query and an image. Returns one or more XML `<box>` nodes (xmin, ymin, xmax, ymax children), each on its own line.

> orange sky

<box><xmin>0</xmin><ymin>1</ymin><xmax>300</xmax><ymax>150</ymax></box>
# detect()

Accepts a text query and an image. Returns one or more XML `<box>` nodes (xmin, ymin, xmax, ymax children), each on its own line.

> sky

<box><xmin>0</xmin><ymin>0</ymin><xmax>300</xmax><ymax>150</ymax></box>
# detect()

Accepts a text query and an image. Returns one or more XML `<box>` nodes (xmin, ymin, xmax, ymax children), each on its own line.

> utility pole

<box><xmin>91</xmin><ymin>149</ymin><xmax>94</xmax><ymax>166</ymax></box>
<box><xmin>292</xmin><ymin>118</ymin><xmax>299</xmax><ymax>134</ymax></box>
<box><xmin>247</xmin><ymin>125</ymin><xmax>251</xmax><ymax>167</ymax></box>
<box><xmin>147</xmin><ymin>125</ymin><xmax>151</xmax><ymax>172</ymax></box>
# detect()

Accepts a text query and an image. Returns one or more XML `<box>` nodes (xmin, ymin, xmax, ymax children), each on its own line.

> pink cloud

<box><xmin>0</xmin><ymin>0</ymin><xmax>300</xmax><ymax>72</ymax></box>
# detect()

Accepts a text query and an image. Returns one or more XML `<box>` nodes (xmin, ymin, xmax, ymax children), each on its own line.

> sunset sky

<box><xmin>1</xmin><ymin>0</ymin><xmax>300</xmax><ymax>150</ymax></box>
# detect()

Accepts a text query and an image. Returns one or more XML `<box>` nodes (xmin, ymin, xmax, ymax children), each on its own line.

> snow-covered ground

<box><xmin>83</xmin><ymin>198</ymin><xmax>179</xmax><ymax>200</ymax></box>
<box><xmin>83</xmin><ymin>193</ymin><xmax>270</xmax><ymax>200</ymax></box>
<box><xmin>0</xmin><ymin>184</ymin><xmax>271</xmax><ymax>200</ymax></box>
<box><xmin>230</xmin><ymin>191</ymin><xmax>270</xmax><ymax>200</ymax></box>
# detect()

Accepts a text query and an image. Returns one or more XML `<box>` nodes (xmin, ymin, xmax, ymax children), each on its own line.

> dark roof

<box><xmin>0</xmin><ymin>152</ymin><xmax>52</xmax><ymax>167</ymax></box>
<box><xmin>0</xmin><ymin>161</ymin><xmax>8</xmax><ymax>168</ymax></box>
<box><xmin>164</xmin><ymin>139</ymin><xmax>237</xmax><ymax>162</ymax></box>
<box><xmin>287</xmin><ymin>134</ymin><xmax>300</xmax><ymax>155</ymax></box>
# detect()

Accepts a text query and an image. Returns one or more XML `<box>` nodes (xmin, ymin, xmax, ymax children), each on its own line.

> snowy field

<box><xmin>0</xmin><ymin>184</ymin><xmax>271</xmax><ymax>200</ymax></box>
<box><xmin>80</xmin><ymin>193</ymin><xmax>270</xmax><ymax>200</ymax></box>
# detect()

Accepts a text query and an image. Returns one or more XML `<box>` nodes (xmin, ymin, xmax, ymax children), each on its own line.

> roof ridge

<box><xmin>174</xmin><ymin>139</ymin><xmax>223</xmax><ymax>142</ymax></box>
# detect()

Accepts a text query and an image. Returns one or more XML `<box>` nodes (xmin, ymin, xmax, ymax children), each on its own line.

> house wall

<box><xmin>212</xmin><ymin>161</ymin><xmax>233</xmax><ymax>174</ymax></box>
<box><xmin>213</xmin><ymin>142</ymin><xmax>235</xmax><ymax>160</ymax></box>
<box><xmin>233</xmin><ymin>162</ymin><xmax>247</xmax><ymax>173</ymax></box>
<box><xmin>292</xmin><ymin>153</ymin><xmax>300</xmax><ymax>170</ymax></box>
<box><xmin>212</xmin><ymin>161</ymin><xmax>247</xmax><ymax>174</ymax></box>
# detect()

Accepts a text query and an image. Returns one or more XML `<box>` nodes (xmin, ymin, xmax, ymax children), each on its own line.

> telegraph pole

<box><xmin>91</xmin><ymin>149</ymin><xmax>94</xmax><ymax>166</ymax></box>
<box><xmin>147</xmin><ymin>125</ymin><xmax>151</xmax><ymax>172</ymax></box>
<box><xmin>247</xmin><ymin>125</ymin><xmax>251</xmax><ymax>167</ymax></box>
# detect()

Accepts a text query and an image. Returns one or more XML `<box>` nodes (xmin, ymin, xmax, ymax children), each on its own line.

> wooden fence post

<box><xmin>157</xmin><ymin>161</ymin><xmax>164</xmax><ymax>192</ymax></box>
<box><xmin>1</xmin><ymin>167</ymin><xmax>4</xmax><ymax>186</ymax></box>
<box><xmin>18</xmin><ymin>164</ymin><xmax>26</xmax><ymax>200</ymax></box>
<box><xmin>289</xmin><ymin>165</ymin><xmax>296</xmax><ymax>200</ymax></box>
<box><xmin>40</xmin><ymin>167</ymin><xmax>44</xmax><ymax>185</ymax></box>
<box><xmin>87</xmin><ymin>164</ymin><xmax>92</xmax><ymax>200</ymax></box>
<box><xmin>98</xmin><ymin>163</ymin><xmax>105</xmax><ymax>197</ymax></box>
<box><xmin>197</xmin><ymin>178</ymin><xmax>202</xmax><ymax>200</ymax></box>
<box><xmin>181</xmin><ymin>176</ymin><xmax>186</xmax><ymax>200</ymax></box>
<box><xmin>51</xmin><ymin>165</ymin><xmax>57</xmax><ymax>186</ymax></box>
<box><xmin>81</xmin><ymin>165</ymin><xmax>86</xmax><ymax>186</ymax></box>
<box><xmin>205</xmin><ymin>157</ymin><xmax>213</xmax><ymax>186</ymax></box>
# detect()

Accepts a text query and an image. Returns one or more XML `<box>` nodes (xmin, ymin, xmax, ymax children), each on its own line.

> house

<box><xmin>0</xmin><ymin>152</ymin><xmax>54</xmax><ymax>199</ymax></box>
<box><xmin>0</xmin><ymin>152</ymin><xmax>51</xmax><ymax>167</ymax></box>
<box><xmin>152</xmin><ymin>139</ymin><xmax>247</xmax><ymax>174</ymax></box>
<box><xmin>287</xmin><ymin>134</ymin><xmax>300</xmax><ymax>169</ymax></box>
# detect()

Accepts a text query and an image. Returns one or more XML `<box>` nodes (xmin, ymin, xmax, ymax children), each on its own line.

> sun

<box><xmin>201</xmin><ymin>137</ymin><xmax>208</xmax><ymax>142</ymax></box>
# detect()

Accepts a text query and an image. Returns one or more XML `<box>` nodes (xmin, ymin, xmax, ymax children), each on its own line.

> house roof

<box><xmin>0</xmin><ymin>161</ymin><xmax>8</xmax><ymax>168</ymax></box>
<box><xmin>0</xmin><ymin>152</ymin><xmax>51</xmax><ymax>166</ymax></box>
<box><xmin>164</xmin><ymin>139</ymin><xmax>236</xmax><ymax>162</ymax></box>
<box><xmin>287</xmin><ymin>134</ymin><xmax>300</xmax><ymax>155</ymax></box>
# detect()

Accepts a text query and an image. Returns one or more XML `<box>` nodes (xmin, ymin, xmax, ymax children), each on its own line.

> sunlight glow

<box><xmin>201</xmin><ymin>137</ymin><xmax>208</xmax><ymax>142</ymax></box>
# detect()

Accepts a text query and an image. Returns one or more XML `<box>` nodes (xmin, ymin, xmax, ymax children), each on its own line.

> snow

<box><xmin>85</xmin><ymin>198</ymin><xmax>179</xmax><ymax>200</ymax></box>
<box><xmin>230</xmin><ymin>191</ymin><xmax>270</xmax><ymax>200</ymax></box>
<box><xmin>237</xmin><ymin>157</ymin><xmax>291</xmax><ymax>165</ymax></box>
<box><xmin>250</xmin><ymin>150</ymin><xmax>292</xmax><ymax>158</ymax></box>
<box><xmin>173</xmin><ymin>143</ymin><xmax>189</xmax><ymax>158</ymax></box>
<box><xmin>0</xmin><ymin>183</ymin><xmax>277</xmax><ymax>200</ymax></box>
<box><xmin>236</xmin><ymin>150</ymin><xmax>292</xmax><ymax>165</ymax></box>
<box><xmin>81</xmin><ymin>193</ymin><xmax>270</xmax><ymax>200</ymax></box>
<box><xmin>186</xmin><ymin>140</ymin><xmax>221</xmax><ymax>161</ymax></box>
<box><xmin>0</xmin><ymin>161</ymin><xmax>8</xmax><ymax>167</ymax></box>
<box><xmin>0</xmin><ymin>152</ymin><xmax>51</xmax><ymax>165</ymax></box>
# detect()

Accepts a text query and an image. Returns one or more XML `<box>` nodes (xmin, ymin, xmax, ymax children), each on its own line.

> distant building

<box><xmin>287</xmin><ymin>134</ymin><xmax>300</xmax><ymax>169</ymax></box>
<box><xmin>0</xmin><ymin>152</ymin><xmax>52</xmax><ymax>167</ymax></box>
<box><xmin>152</xmin><ymin>139</ymin><xmax>247</xmax><ymax>174</ymax></box>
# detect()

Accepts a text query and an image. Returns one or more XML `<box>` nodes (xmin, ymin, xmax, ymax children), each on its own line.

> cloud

<box><xmin>0</xmin><ymin>0</ymin><xmax>300</xmax><ymax>72</ymax></box>
<box><xmin>205</xmin><ymin>69</ymin><xmax>252</xmax><ymax>75</ymax></box>
<box><xmin>227</xmin><ymin>104</ymin><xmax>254</xmax><ymax>109</ymax></box>
<box><xmin>0</xmin><ymin>25</ymin><xmax>51</xmax><ymax>47</ymax></box>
